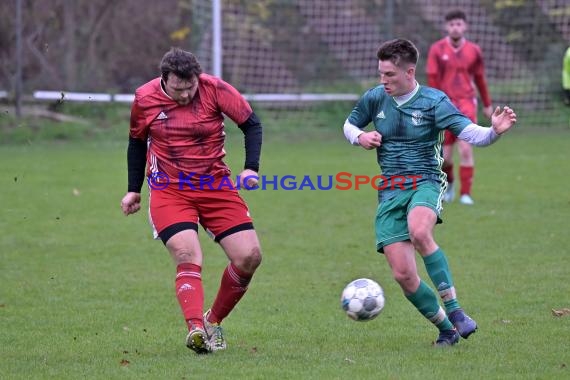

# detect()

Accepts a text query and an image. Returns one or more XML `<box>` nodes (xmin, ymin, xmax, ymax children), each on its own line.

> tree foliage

<box><xmin>1</xmin><ymin>0</ymin><xmax>191</xmax><ymax>92</ymax></box>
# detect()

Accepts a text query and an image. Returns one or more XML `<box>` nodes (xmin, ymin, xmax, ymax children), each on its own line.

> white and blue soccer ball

<box><xmin>341</xmin><ymin>278</ymin><xmax>385</xmax><ymax>321</ymax></box>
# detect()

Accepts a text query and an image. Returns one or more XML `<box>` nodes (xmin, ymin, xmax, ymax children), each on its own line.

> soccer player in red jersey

<box><xmin>120</xmin><ymin>48</ymin><xmax>263</xmax><ymax>354</ymax></box>
<box><xmin>426</xmin><ymin>10</ymin><xmax>493</xmax><ymax>205</ymax></box>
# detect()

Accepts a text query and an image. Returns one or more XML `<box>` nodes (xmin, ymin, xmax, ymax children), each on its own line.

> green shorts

<box><xmin>375</xmin><ymin>182</ymin><xmax>444</xmax><ymax>253</ymax></box>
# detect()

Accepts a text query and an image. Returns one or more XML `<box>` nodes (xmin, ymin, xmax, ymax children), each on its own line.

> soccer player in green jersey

<box><xmin>343</xmin><ymin>39</ymin><xmax>516</xmax><ymax>346</ymax></box>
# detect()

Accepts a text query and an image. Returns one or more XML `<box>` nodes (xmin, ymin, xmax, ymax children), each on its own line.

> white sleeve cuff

<box><xmin>343</xmin><ymin>119</ymin><xmax>364</xmax><ymax>145</ymax></box>
<box><xmin>457</xmin><ymin>123</ymin><xmax>500</xmax><ymax>147</ymax></box>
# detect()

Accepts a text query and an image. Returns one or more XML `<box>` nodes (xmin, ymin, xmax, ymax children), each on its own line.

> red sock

<box><xmin>175</xmin><ymin>263</ymin><xmax>204</xmax><ymax>331</ymax></box>
<box><xmin>459</xmin><ymin>166</ymin><xmax>474</xmax><ymax>195</ymax></box>
<box><xmin>208</xmin><ymin>263</ymin><xmax>253</xmax><ymax>324</ymax></box>
<box><xmin>443</xmin><ymin>163</ymin><xmax>454</xmax><ymax>184</ymax></box>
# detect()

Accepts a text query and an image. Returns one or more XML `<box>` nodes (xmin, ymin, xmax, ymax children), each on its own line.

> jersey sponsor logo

<box><xmin>156</xmin><ymin>111</ymin><xmax>168</xmax><ymax>120</ymax></box>
<box><xmin>442</xmin><ymin>54</ymin><xmax>449</xmax><ymax>61</ymax></box>
<box><xmin>376</xmin><ymin>110</ymin><xmax>386</xmax><ymax>119</ymax></box>
<box><xmin>412</xmin><ymin>110</ymin><xmax>423</xmax><ymax>126</ymax></box>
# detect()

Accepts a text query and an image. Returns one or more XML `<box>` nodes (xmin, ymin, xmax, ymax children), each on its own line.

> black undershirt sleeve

<box><xmin>237</xmin><ymin>111</ymin><xmax>263</xmax><ymax>172</ymax></box>
<box><xmin>127</xmin><ymin>136</ymin><xmax>147</xmax><ymax>193</ymax></box>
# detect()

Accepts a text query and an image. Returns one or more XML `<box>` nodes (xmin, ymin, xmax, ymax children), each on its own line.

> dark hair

<box><xmin>445</xmin><ymin>10</ymin><xmax>466</xmax><ymax>22</ymax></box>
<box><xmin>160</xmin><ymin>47</ymin><xmax>203</xmax><ymax>82</ymax></box>
<box><xmin>376</xmin><ymin>39</ymin><xmax>419</xmax><ymax>68</ymax></box>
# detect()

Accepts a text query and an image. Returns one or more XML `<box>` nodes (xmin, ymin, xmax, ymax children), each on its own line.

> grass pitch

<box><xmin>1</xmin><ymin>123</ymin><xmax>569</xmax><ymax>379</ymax></box>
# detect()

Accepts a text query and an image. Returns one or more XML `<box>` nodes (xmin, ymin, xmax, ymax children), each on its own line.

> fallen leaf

<box><xmin>552</xmin><ymin>308</ymin><xmax>570</xmax><ymax>317</ymax></box>
<box><xmin>120</xmin><ymin>359</ymin><xmax>130</xmax><ymax>366</ymax></box>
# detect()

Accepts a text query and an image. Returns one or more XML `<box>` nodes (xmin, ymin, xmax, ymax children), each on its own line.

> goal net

<box><xmin>191</xmin><ymin>0</ymin><xmax>570</xmax><ymax>128</ymax></box>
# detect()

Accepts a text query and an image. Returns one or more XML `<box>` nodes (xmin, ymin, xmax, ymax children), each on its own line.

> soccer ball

<box><xmin>341</xmin><ymin>278</ymin><xmax>385</xmax><ymax>321</ymax></box>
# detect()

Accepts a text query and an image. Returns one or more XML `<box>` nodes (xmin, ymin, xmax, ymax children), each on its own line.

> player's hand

<box><xmin>238</xmin><ymin>169</ymin><xmax>259</xmax><ymax>190</ymax></box>
<box><xmin>358</xmin><ymin>131</ymin><xmax>382</xmax><ymax>150</ymax></box>
<box><xmin>483</xmin><ymin>105</ymin><xmax>493</xmax><ymax>119</ymax></box>
<box><xmin>121</xmin><ymin>192</ymin><xmax>141</xmax><ymax>215</ymax></box>
<box><xmin>491</xmin><ymin>106</ymin><xmax>517</xmax><ymax>135</ymax></box>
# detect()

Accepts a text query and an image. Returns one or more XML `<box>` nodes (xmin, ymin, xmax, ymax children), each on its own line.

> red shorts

<box><xmin>149</xmin><ymin>179</ymin><xmax>253</xmax><ymax>244</ymax></box>
<box><xmin>444</xmin><ymin>98</ymin><xmax>477</xmax><ymax>145</ymax></box>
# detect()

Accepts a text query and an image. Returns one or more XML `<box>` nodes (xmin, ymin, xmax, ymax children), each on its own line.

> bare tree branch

<box><xmin>86</xmin><ymin>0</ymin><xmax>116</xmax><ymax>77</ymax></box>
<box><xmin>25</xmin><ymin>26</ymin><xmax>64</xmax><ymax>85</ymax></box>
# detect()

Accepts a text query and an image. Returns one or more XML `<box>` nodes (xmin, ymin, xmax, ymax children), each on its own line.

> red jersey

<box><xmin>130</xmin><ymin>74</ymin><xmax>252</xmax><ymax>183</ymax></box>
<box><xmin>426</xmin><ymin>37</ymin><xmax>491</xmax><ymax>107</ymax></box>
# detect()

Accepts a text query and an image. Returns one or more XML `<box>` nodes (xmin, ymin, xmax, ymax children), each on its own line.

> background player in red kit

<box><xmin>426</xmin><ymin>10</ymin><xmax>493</xmax><ymax>205</ymax></box>
<box><xmin>120</xmin><ymin>48</ymin><xmax>263</xmax><ymax>354</ymax></box>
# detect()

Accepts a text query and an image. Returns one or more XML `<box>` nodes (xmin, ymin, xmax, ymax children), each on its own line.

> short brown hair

<box><xmin>376</xmin><ymin>39</ymin><xmax>419</xmax><ymax>68</ymax></box>
<box><xmin>445</xmin><ymin>10</ymin><xmax>466</xmax><ymax>22</ymax></box>
<box><xmin>160</xmin><ymin>47</ymin><xmax>203</xmax><ymax>82</ymax></box>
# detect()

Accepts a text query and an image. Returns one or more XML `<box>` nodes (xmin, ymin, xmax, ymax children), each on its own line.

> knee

<box><xmin>236</xmin><ymin>246</ymin><xmax>262</xmax><ymax>274</ymax></box>
<box><xmin>392</xmin><ymin>268</ymin><xmax>417</xmax><ymax>290</ymax></box>
<box><xmin>169</xmin><ymin>248</ymin><xmax>196</xmax><ymax>265</ymax></box>
<box><xmin>459</xmin><ymin>151</ymin><xmax>471</xmax><ymax>162</ymax></box>
<box><xmin>458</xmin><ymin>144</ymin><xmax>473</xmax><ymax>160</ymax></box>
<box><xmin>409</xmin><ymin>228</ymin><xmax>431</xmax><ymax>251</ymax></box>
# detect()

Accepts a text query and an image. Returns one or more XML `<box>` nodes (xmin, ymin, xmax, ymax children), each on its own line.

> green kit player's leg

<box><xmin>406</xmin><ymin>280</ymin><xmax>453</xmax><ymax>331</ymax></box>
<box><xmin>406</xmin><ymin>280</ymin><xmax>459</xmax><ymax>346</ymax></box>
<box><xmin>422</xmin><ymin>248</ymin><xmax>460</xmax><ymax>312</ymax></box>
<box><xmin>423</xmin><ymin>248</ymin><xmax>478</xmax><ymax>339</ymax></box>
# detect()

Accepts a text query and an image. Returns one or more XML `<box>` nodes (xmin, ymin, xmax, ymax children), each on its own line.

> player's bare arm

<box><xmin>491</xmin><ymin>106</ymin><xmax>517</xmax><ymax>135</ymax></box>
<box><xmin>358</xmin><ymin>131</ymin><xmax>382</xmax><ymax>150</ymax></box>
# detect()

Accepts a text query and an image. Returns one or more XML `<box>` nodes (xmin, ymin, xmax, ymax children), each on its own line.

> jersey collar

<box><xmin>446</xmin><ymin>36</ymin><xmax>466</xmax><ymax>51</ymax></box>
<box><xmin>393</xmin><ymin>81</ymin><xmax>419</xmax><ymax>106</ymax></box>
<box><xmin>160</xmin><ymin>79</ymin><xmax>175</xmax><ymax>101</ymax></box>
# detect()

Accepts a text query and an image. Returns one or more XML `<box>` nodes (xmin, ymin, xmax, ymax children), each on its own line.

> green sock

<box><xmin>406</xmin><ymin>280</ymin><xmax>454</xmax><ymax>331</ymax></box>
<box><xmin>422</xmin><ymin>248</ymin><xmax>460</xmax><ymax>313</ymax></box>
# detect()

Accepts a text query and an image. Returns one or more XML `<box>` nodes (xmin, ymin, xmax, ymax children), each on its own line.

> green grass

<box><xmin>1</xmin><ymin>118</ymin><xmax>569</xmax><ymax>379</ymax></box>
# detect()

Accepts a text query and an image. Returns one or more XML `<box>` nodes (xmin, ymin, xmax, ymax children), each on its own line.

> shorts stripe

<box><xmin>409</xmin><ymin>201</ymin><xmax>439</xmax><ymax>215</ymax></box>
<box><xmin>376</xmin><ymin>233</ymin><xmax>410</xmax><ymax>253</ymax></box>
<box><xmin>215</xmin><ymin>222</ymin><xmax>254</xmax><ymax>242</ymax></box>
<box><xmin>159</xmin><ymin>222</ymin><xmax>199</xmax><ymax>245</ymax></box>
